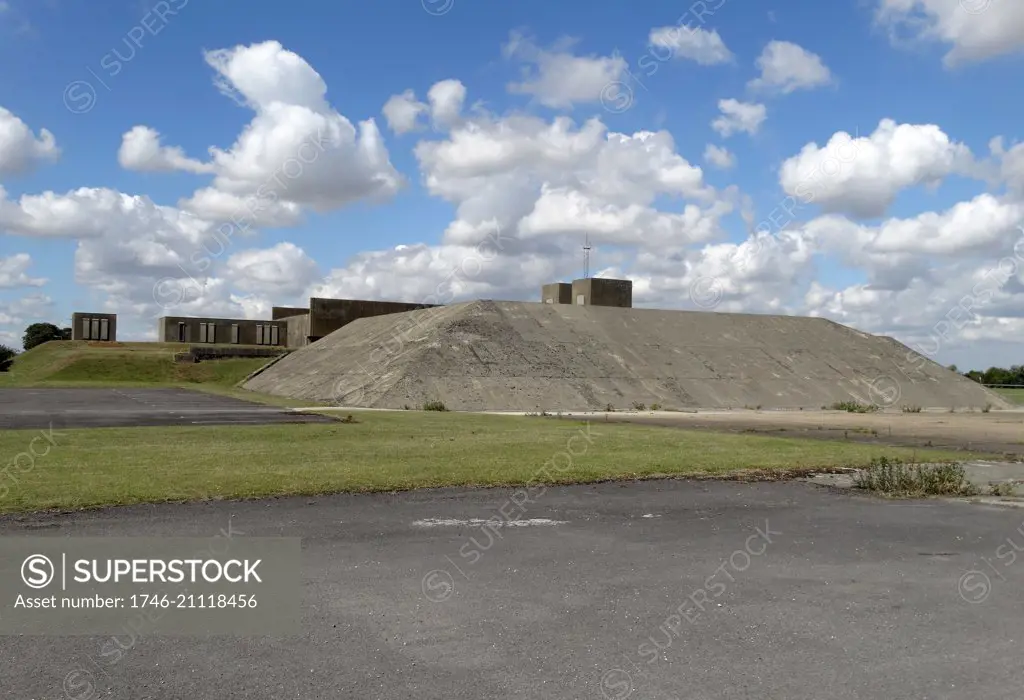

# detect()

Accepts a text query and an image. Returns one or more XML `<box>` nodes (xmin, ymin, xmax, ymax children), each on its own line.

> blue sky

<box><xmin>0</xmin><ymin>0</ymin><xmax>1022</xmax><ymax>368</ymax></box>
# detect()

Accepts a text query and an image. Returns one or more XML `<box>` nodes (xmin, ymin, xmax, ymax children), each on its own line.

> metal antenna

<box><xmin>583</xmin><ymin>234</ymin><xmax>592</xmax><ymax>279</ymax></box>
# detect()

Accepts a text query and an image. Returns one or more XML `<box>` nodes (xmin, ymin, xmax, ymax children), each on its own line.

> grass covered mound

<box><xmin>2</xmin><ymin>341</ymin><xmax>271</xmax><ymax>387</ymax></box>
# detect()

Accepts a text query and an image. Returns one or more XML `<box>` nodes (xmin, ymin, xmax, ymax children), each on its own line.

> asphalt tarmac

<box><xmin>0</xmin><ymin>387</ymin><xmax>334</xmax><ymax>429</ymax></box>
<box><xmin>1</xmin><ymin>480</ymin><xmax>1021</xmax><ymax>699</ymax></box>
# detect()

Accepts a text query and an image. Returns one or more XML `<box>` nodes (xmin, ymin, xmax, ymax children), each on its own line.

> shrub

<box><xmin>902</xmin><ymin>405</ymin><xmax>922</xmax><ymax>413</ymax></box>
<box><xmin>829</xmin><ymin>401</ymin><xmax>879</xmax><ymax>413</ymax></box>
<box><xmin>852</xmin><ymin>457</ymin><xmax>977</xmax><ymax>497</ymax></box>
<box><xmin>0</xmin><ymin>344</ymin><xmax>16</xmax><ymax>371</ymax></box>
<box><xmin>990</xmin><ymin>482</ymin><xmax>1016</xmax><ymax>497</ymax></box>
<box><xmin>631</xmin><ymin>401</ymin><xmax>646</xmax><ymax>411</ymax></box>
<box><xmin>422</xmin><ymin>400</ymin><xmax>448</xmax><ymax>412</ymax></box>
<box><xmin>650</xmin><ymin>403</ymin><xmax>662</xmax><ymax>411</ymax></box>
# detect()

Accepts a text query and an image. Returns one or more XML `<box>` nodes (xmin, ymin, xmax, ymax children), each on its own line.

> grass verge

<box><xmin>0</xmin><ymin>412</ymin><xmax>981</xmax><ymax>514</ymax></box>
<box><xmin>993</xmin><ymin>387</ymin><xmax>1024</xmax><ymax>405</ymax></box>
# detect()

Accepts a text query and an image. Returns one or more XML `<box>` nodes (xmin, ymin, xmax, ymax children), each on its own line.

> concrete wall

<box><xmin>307</xmin><ymin>298</ymin><xmax>439</xmax><ymax>341</ymax></box>
<box><xmin>541</xmin><ymin>283</ymin><xmax>572</xmax><ymax>305</ymax></box>
<box><xmin>272</xmin><ymin>306</ymin><xmax>309</xmax><ymax>320</ymax></box>
<box><xmin>570</xmin><ymin>278</ymin><xmax>632</xmax><ymax>308</ymax></box>
<box><xmin>71</xmin><ymin>312</ymin><xmax>117</xmax><ymax>341</ymax></box>
<box><xmin>156</xmin><ymin>316</ymin><xmax>287</xmax><ymax>346</ymax></box>
<box><xmin>187</xmin><ymin>346</ymin><xmax>287</xmax><ymax>360</ymax></box>
<box><xmin>286</xmin><ymin>313</ymin><xmax>311</xmax><ymax>348</ymax></box>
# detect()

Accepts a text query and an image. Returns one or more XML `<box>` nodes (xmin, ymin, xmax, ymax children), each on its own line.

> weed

<box><xmin>422</xmin><ymin>400</ymin><xmax>448</xmax><ymax>412</ymax></box>
<box><xmin>902</xmin><ymin>405</ymin><xmax>922</xmax><ymax>413</ymax></box>
<box><xmin>605</xmin><ymin>403</ymin><xmax>615</xmax><ymax>412</ymax></box>
<box><xmin>989</xmin><ymin>482</ymin><xmax>1017</xmax><ymax>497</ymax></box>
<box><xmin>631</xmin><ymin>401</ymin><xmax>646</xmax><ymax>411</ymax></box>
<box><xmin>852</xmin><ymin>457</ymin><xmax>978</xmax><ymax>497</ymax></box>
<box><xmin>982</xmin><ymin>404</ymin><xmax>992</xmax><ymax>413</ymax></box>
<box><xmin>830</xmin><ymin>401</ymin><xmax>880</xmax><ymax>413</ymax></box>
<box><xmin>338</xmin><ymin>414</ymin><xmax>359</xmax><ymax>424</ymax></box>
<box><xmin>650</xmin><ymin>403</ymin><xmax>662</xmax><ymax>411</ymax></box>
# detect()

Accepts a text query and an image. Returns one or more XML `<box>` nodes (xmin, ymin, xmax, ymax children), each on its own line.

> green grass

<box><xmin>993</xmin><ymin>387</ymin><xmax>1024</xmax><ymax>405</ymax></box>
<box><xmin>0</xmin><ymin>340</ymin><xmax>314</xmax><ymax>407</ymax></box>
<box><xmin>2</xmin><ymin>340</ymin><xmax>273</xmax><ymax>387</ymax></box>
<box><xmin>0</xmin><ymin>411</ymin><xmax>982</xmax><ymax>514</ymax></box>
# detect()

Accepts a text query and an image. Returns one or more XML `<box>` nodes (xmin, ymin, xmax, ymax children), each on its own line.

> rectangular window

<box><xmin>177</xmin><ymin>322</ymin><xmax>186</xmax><ymax>343</ymax></box>
<box><xmin>270</xmin><ymin>325</ymin><xmax>279</xmax><ymax>346</ymax></box>
<box><xmin>99</xmin><ymin>318</ymin><xmax>109</xmax><ymax>341</ymax></box>
<box><xmin>81</xmin><ymin>318</ymin><xmax>92</xmax><ymax>340</ymax></box>
<box><xmin>231</xmin><ymin>324</ymin><xmax>239</xmax><ymax>344</ymax></box>
<box><xmin>256</xmin><ymin>325</ymin><xmax>264</xmax><ymax>345</ymax></box>
<box><xmin>91</xmin><ymin>318</ymin><xmax>101</xmax><ymax>339</ymax></box>
<box><xmin>207</xmin><ymin>324</ymin><xmax>215</xmax><ymax>344</ymax></box>
<box><xmin>576</xmin><ymin>295</ymin><xmax>585</xmax><ymax>305</ymax></box>
<box><xmin>198</xmin><ymin>323</ymin><xmax>206</xmax><ymax>344</ymax></box>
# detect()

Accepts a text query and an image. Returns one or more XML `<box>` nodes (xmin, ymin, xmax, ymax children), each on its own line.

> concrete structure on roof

<box><xmin>272</xmin><ymin>306</ymin><xmax>308</xmax><ymax>321</ymax></box>
<box><xmin>541</xmin><ymin>283</ymin><xmax>572</xmax><ymax>305</ymax></box>
<box><xmin>541</xmin><ymin>278</ymin><xmax>633</xmax><ymax>308</ymax></box>
<box><xmin>278</xmin><ymin>297</ymin><xmax>439</xmax><ymax>347</ymax></box>
<box><xmin>156</xmin><ymin>316</ymin><xmax>287</xmax><ymax>346</ymax></box>
<box><xmin>72</xmin><ymin>312</ymin><xmax>117</xmax><ymax>341</ymax></box>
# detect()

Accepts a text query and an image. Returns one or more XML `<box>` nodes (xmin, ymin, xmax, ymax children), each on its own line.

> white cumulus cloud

<box><xmin>648</xmin><ymin>26</ymin><xmax>734</xmax><ymax>65</ymax></box>
<box><xmin>0</xmin><ymin>106</ymin><xmax>59</xmax><ymax>176</ymax></box>
<box><xmin>711</xmin><ymin>99</ymin><xmax>766</xmax><ymax>137</ymax></box>
<box><xmin>748</xmin><ymin>41</ymin><xmax>834</xmax><ymax>94</ymax></box>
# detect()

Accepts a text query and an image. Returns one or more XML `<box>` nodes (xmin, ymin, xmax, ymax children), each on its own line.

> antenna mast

<box><xmin>583</xmin><ymin>235</ymin><xmax>592</xmax><ymax>279</ymax></box>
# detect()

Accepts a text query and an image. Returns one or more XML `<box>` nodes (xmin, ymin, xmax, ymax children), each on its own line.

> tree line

<box><xmin>957</xmin><ymin>365</ymin><xmax>1024</xmax><ymax>386</ymax></box>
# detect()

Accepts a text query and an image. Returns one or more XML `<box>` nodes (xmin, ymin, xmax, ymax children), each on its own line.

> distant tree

<box><xmin>61</xmin><ymin>327</ymin><xmax>72</xmax><ymax>340</ymax></box>
<box><xmin>0</xmin><ymin>344</ymin><xmax>15</xmax><ymax>371</ymax></box>
<box><xmin>964</xmin><ymin>365</ymin><xmax>1024</xmax><ymax>386</ymax></box>
<box><xmin>22</xmin><ymin>322</ymin><xmax>65</xmax><ymax>351</ymax></box>
<box><xmin>947</xmin><ymin>364</ymin><xmax>957</xmax><ymax>373</ymax></box>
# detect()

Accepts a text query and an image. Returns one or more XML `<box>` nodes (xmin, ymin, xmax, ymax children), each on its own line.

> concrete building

<box><xmin>271</xmin><ymin>306</ymin><xmax>308</xmax><ymax>320</ymax></box>
<box><xmin>279</xmin><ymin>298</ymin><xmax>440</xmax><ymax>347</ymax></box>
<box><xmin>156</xmin><ymin>316</ymin><xmax>287</xmax><ymax>346</ymax></box>
<box><xmin>72</xmin><ymin>312</ymin><xmax>117</xmax><ymax>341</ymax></box>
<box><xmin>541</xmin><ymin>283</ymin><xmax>572</xmax><ymax>305</ymax></box>
<box><xmin>541</xmin><ymin>278</ymin><xmax>633</xmax><ymax>308</ymax></box>
<box><xmin>155</xmin><ymin>298</ymin><xmax>440</xmax><ymax>349</ymax></box>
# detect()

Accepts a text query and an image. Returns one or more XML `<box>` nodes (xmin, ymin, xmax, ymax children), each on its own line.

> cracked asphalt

<box><xmin>0</xmin><ymin>388</ymin><xmax>333</xmax><ymax>429</ymax></box>
<box><xmin>1</xmin><ymin>479</ymin><xmax>1022</xmax><ymax>699</ymax></box>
